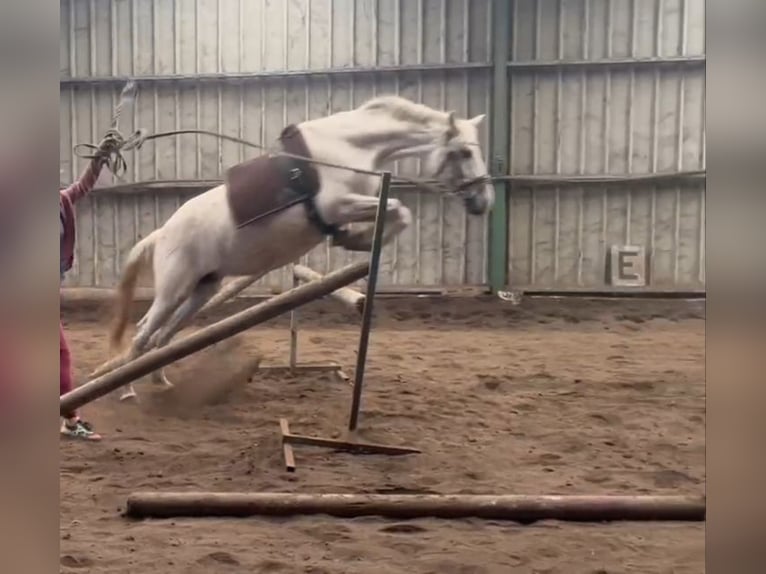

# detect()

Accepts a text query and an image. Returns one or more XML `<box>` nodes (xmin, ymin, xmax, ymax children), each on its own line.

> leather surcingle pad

<box><xmin>225</xmin><ymin>125</ymin><xmax>322</xmax><ymax>230</ymax></box>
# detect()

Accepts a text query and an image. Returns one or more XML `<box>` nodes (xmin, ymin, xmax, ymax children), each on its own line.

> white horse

<box><xmin>108</xmin><ymin>95</ymin><xmax>493</xmax><ymax>400</ymax></box>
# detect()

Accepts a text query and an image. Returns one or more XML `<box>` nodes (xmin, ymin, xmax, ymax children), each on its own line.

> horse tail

<box><xmin>109</xmin><ymin>230</ymin><xmax>159</xmax><ymax>351</ymax></box>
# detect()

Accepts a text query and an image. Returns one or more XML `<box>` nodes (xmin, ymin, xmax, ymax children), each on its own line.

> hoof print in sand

<box><xmin>198</xmin><ymin>551</ymin><xmax>240</xmax><ymax>566</ymax></box>
<box><xmin>60</xmin><ymin>555</ymin><xmax>94</xmax><ymax>569</ymax></box>
<box><xmin>379</xmin><ymin>523</ymin><xmax>428</xmax><ymax>534</ymax></box>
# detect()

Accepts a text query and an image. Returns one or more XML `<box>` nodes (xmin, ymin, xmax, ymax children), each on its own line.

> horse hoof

<box><xmin>152</xmin><ymin>372</ymin><xmax>174</xmax><ymax>388</ymax></box>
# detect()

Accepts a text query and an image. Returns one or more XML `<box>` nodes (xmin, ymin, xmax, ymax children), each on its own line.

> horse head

<box><xmin>423</xmin><ymin>111</ymin><xmax>494</xmax><ymax>216</ymax></box>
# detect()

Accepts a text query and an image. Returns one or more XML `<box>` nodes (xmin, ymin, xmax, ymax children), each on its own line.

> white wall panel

<box><xmin>506</xmin><ymin>0</ymin><xmax>705</xmax><ymax>291</ymax></box>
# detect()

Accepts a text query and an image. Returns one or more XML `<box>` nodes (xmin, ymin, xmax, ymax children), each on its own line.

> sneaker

<box><xmin>60</xmin><ymin>418</ymin><xmax>102</xmax><ymax>441</ymax></box>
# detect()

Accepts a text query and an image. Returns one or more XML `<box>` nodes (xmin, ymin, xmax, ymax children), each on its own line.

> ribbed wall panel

<box><xmin>506</xmin><ymin>0</ymin><xmax>705</xmax><ymax>290</ymax></box>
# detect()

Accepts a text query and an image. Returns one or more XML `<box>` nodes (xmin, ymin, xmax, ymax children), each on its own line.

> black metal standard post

<box><xmin>288</xmin><ymin>271</ymin><xmax>299</xmax><ymax>369</ymax></box>
<box><xmin>348</xmin><ymin>171</ymin><xmax>392</xmax><ymax>431</ymax></box>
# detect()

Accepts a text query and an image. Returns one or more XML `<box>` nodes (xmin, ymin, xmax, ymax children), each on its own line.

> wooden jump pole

<box><xmin>283</xmin><ymin>263</ymin><xmax>365</xmax><ymax>372</ymax></box>
<box><xmin>293</xmin><ymin>265</ymin><xmax>365</xmax><ymax>313</ymax></box>
<box><xmin>124</xmin><ymin>492</ymin><xmax>706</xmax><ymax>523</ymax></box>
<box><xmin>202</xmin><ymin>275</ymin><xmax>259</xmax><ymax>310</ymax></box>
<box><xmin>60</xmin><ymin>261</ymin><xmax>370</xmax><ymax>416</ymax></box>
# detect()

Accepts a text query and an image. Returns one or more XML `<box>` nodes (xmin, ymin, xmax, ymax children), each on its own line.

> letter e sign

<box><xmin>609</xmin><ymin>245</ymin><xmax>646</xmax><ymax>287</ymax></box>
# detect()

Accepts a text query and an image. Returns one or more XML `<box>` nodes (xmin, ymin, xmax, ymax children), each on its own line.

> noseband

<box><xmin>452</xmin><ymin>174</ymin><xmax>493</xmax><ymax>195</ymax></box>
<box><xmin>429</xmin><ymin>142</ymin><xmax>492</xmax><ymax>199</ymax></box>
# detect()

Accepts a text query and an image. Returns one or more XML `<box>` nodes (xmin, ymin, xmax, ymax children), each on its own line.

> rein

<box><xmin>75</xmin><ymin>127</ymin><xmax>489</xmax><ymax>196</ymax></box>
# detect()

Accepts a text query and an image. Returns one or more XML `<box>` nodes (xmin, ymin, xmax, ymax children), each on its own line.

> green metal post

<box><xmin>488</xmin><ymin>0</ymin><xmax>511</xmax><ymax>293</ymax></box>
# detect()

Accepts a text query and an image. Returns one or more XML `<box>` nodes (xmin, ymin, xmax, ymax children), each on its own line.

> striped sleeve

<box><xmin>61</xmin><ymin>158</ymin><xmax>103</xmax><ymax>204</ymax></box>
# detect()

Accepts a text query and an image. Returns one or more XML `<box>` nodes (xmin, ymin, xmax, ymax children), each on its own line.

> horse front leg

<box><xmin>331</xmin><ymin>194</ymin><xmax>413</xmax><ymax>252</ymax></box>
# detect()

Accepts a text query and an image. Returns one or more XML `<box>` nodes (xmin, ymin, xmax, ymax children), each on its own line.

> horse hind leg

<box><xmin>115</xmin><ymin>311</ymin><xmax>151</xmax><ymax>400</ymax></box>
<box><xmin>147</xmin><ymin>274</ymin><xmax>222</xmax><ymax>388</ymax></box>
<box><xmin>117</xmin><ymin>292</ymin><xmax>185</xmax><ymax>402</ymax></box>
<box><xmin>135</xmin><ymin>311</ymin><xmax>149</xmax><ymax>332</ymax></box>
<box><xmin>118</xmin><ymin>271</ymin><xmax>199</xmax><ymax>401</ymax></box>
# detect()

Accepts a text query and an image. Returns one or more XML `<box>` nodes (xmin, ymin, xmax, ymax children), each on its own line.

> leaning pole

<box><xmin>60</xmin><ymin>261</ymin><xmax>370</xmax><ymax>415</ymax></box>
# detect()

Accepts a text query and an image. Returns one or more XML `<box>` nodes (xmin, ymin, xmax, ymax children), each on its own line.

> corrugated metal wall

<box><xmin>60</xmin><ymin>0</ymin><xmax>705</xmax><ymax>294</ymax></box>
<box><xmin>506</xmin><ymin>0</ymin><xmax>705</xmax><ymax>291</ymax></box>
<box><xmin>59</xmin><ymin>0</ymin><xmax>493</xmax><ymax>292</ymax></box>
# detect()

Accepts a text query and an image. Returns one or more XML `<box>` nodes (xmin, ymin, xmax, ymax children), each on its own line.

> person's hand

<box><xmin>95</xmin><ymin>133</ymin><xmax>119</xmax><ymax>166</ymax></box>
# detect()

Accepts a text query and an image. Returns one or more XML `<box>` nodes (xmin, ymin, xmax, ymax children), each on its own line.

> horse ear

<box><xmin>468</xmin><ymin>114</ymin><xmax>486</xmax><ymax>127</ymax></box>
<box><xmin>445</xmin><ymin>110</ymin><xmax>459</xmax><ymax>141</ymax></box>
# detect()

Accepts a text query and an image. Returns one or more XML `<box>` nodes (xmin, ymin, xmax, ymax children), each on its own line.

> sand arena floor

<box><xmin>60</xmin><ymin>296</ymin><xmax>705</xmax><ymax>574</ymax></box>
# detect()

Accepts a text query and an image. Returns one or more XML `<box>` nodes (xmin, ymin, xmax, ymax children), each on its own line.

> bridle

<box><xmin>429</xmin><ymin>141</ymin><xmax>492</xmax><ymax>199</ymax></box>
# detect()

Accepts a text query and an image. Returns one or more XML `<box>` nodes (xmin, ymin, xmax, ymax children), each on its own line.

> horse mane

<box><xmin>358</xmin><ymin>96</ymin><xmax>448</xmax><ymax>128</ymax></box>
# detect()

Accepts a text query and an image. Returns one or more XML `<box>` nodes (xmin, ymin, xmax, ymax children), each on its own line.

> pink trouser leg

<box><xmin>60</xmin><ymin>322</ymin><xmax>75</xmax><ymax>419</ymax></box>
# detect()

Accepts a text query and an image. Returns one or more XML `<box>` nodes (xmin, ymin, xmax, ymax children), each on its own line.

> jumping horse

<box><xmin>106</xmin><ymin>95</ymin><xmax>494</xmax><ymax>400</ymax></box>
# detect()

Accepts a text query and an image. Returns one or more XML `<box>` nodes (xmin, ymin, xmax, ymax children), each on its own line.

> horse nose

<box><xmin>465</xmin><ymin>193</ymin><xmax>488</xmax><ymax>215</ymax></box>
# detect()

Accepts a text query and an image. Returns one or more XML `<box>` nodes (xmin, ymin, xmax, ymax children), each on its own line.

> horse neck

<box><xmin>300</xmin><ymin>111</ymin><xmax>440</xmax><ymax>174</ymax></box>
